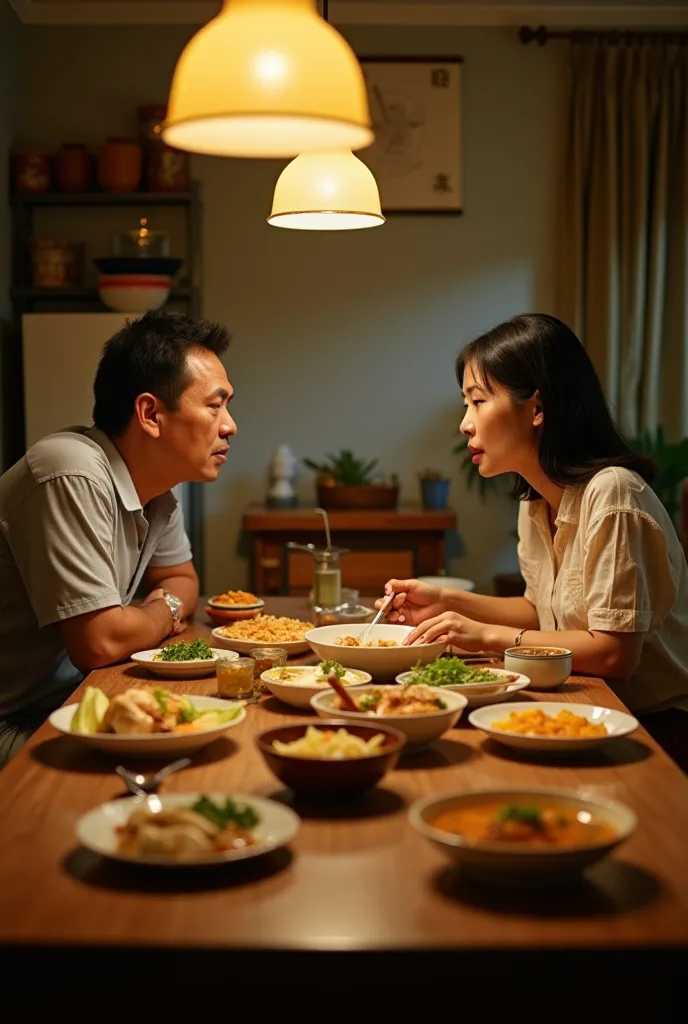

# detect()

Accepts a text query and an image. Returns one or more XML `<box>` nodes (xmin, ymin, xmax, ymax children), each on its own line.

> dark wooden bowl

<box><xmin>316</xmin><ymin>484</ymin><xmax>399</xmax><ymax>510</ymax></box>
<box><xmin>255</xmin><ymin>719</ymin><xmax>406</xmax><ymax>793</ymax></box>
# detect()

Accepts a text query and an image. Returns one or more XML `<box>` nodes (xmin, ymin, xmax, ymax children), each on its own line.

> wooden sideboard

<box><xmin>242</xmin><ymin>504</ymin><xmax>457</xmax><ymax>596</ymax></box>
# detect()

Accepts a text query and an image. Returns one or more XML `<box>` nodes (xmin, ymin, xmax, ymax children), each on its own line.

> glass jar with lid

<box><xmin>249</xmin><ymin>647</ymin><xmax>288</xmax><ymax>691</ymax></box>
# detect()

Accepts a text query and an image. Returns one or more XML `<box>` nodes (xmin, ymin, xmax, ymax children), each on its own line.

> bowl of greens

<box><xmin>396</xmin><ymin>657</ymin><xmax>530</xmax><ymax>707</ymax></box>
<box><xmin>131</xmin><ymin>639</ymin><xmax>237</xmax><ymax>678</ymax></box>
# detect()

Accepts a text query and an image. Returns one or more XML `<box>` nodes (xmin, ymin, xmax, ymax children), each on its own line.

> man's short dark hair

<box><xmin>93</xmin><ymin>310</ymin><xmax>230</xmax><ymax>435</ymax></box>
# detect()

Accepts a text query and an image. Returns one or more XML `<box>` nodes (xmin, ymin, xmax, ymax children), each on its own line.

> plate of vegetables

<box><xmin>131</xmin><ymin>638</ymin><xmax>237</xmax><ymax>678</ymax></box>
<box><xmin>396</xmin><ymin>656</ymin><xmax>531</xmax><ymax>707</ymax></box>
<box><xmin>50</xmin><ymin>685</ymin><xmax>246</xmax><ymax>756</ymax></box>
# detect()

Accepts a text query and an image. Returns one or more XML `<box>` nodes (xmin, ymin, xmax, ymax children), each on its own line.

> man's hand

<box><xmin>142</xmin><ymin>588</ymin><xmax>186</xmax><ymax>635</ymax></box>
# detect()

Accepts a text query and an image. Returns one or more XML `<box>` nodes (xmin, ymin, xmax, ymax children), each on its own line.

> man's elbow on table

<box><xmin>60</xmin><ymin>603</ymin><xmax>168</xmax><ymax>673</ymax></box>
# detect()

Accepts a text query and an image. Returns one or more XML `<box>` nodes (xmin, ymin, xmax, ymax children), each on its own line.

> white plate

<box><xmin>310</xmin><ymin>685</ymin><xmax>467</xmax><ymax>750</ymax></box>
<box><xmin>76</xmin><ymin>792</ymin><xmax>300</xmax><ymax>867</ymax></box>
<box><xmin>260</xmin><ymin>665</ymin><xmax>372</xmax><ymax>709</ymax></box>
<box><xmin>468</xmin><ymin>701</ymin><xmax>639</xmax><ymax>752</ymax></box>
<box><xmin>395</xmin><ymin>670</ymin><xmax>531</xmax><ymax>707</ymax></box>
<box><xmin>49</xmin><ymin>695</ymin><xmax>246</xmax><ymax>757</ymax></box>
<box><xmin>130</xmin><ymin>648</ymin><xmax>234</xmax><ymax>678</ymax></box>
<box><xmin>305</xmin><ymin>623</ymin><xmax>447</xmax><ymax>680</ymax></box>
<box><xmin>211</xmin><ymin>627</ymin><xmax>311</xmax><ymax>655</ymax></box>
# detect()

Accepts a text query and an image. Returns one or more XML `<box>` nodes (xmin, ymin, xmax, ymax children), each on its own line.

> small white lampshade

<box><xmin>268</xmin><ymin>149</ymin><xmax>385</xmax><ymax>230</ymax></box>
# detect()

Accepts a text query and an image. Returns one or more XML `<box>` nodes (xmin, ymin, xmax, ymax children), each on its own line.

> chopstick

<box><xmin>326</xmin><ymin>671</ymin><xmax>360</xmax><ymax>713</ymax></box>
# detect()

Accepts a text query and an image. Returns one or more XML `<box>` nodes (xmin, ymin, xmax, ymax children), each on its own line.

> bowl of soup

<box><xmin>409</xmin><ymin>786</ymin><xmax>637</xmax><ymax>882</ymax></box>
<box><xmin>504</xmin><ymin>646</ymin><xmax>573</xmax><ymax>690</ymax></box>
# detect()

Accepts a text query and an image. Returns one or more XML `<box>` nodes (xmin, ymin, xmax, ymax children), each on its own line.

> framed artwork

<box><xmin>358</xmin><ymin>57</ymin><xmax>463</xmax><ymax>215</ymax></box>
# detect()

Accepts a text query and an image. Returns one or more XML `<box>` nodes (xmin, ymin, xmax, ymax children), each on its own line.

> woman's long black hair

<box><xmin>456</xmin><ymin>313</ymin><xmax>656</xmax><ymax>500</ymax></box>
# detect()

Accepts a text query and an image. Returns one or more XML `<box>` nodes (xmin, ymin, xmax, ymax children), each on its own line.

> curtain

<box><xmin>561</xmin><ymin>42</ymin><xmax>688</xmax><ymax>439</ymax></box>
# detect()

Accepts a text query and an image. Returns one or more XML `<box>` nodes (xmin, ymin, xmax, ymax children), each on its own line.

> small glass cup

<box><xmin>249</xmin><ymin>647</ymin><xmax>288</xmax><ymax>693</ymax></box>
<box><xmin>216</xmin><ymin>656</ymin><xmax>255</xmax><ymax>700</ymax></box>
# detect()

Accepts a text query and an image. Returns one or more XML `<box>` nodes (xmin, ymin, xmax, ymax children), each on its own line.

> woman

<box><xmin>381</xmin><ymin>314</ymin><xmax>688</xmax><ymax>770</ymax></box>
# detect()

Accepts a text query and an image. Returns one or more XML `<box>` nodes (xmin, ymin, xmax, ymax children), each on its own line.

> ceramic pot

<box><xmin>97</xmin><ymin>137</ymin><xmax>142</xmax><ymax>193</ymax></box>
<box><xmin>316</xmin><ymin>484</ymin><xmax>399</xmax><ymax>510</ymax></box>
<box><xmin>54</xmin><ymin>143</ymin><xmax>91</xmax><ymax>192</ymax></box>
<box><xmin>420</xmin><ymin>478</ymin><xmax>450</xmax><ymax>509</ymax></box>
<box><xmin>14</xmin><ymin>150</ymin><xmax>50</xmax><ymax>192</ymax></box>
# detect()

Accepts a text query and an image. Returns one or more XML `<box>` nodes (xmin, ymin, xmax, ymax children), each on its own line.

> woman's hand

<box><xmin>403</xmin><ymin>610</ymin><xmax>490</xmax><ymax>651</ymax></box>
<box><xmin>375</xmin><ymin>578</ymin><xmax>446</xmax><ymax>626</ymax></box>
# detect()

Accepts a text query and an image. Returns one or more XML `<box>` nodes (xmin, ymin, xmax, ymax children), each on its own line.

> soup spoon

<box><xmin>115</xmin><ymin>757</ymin><xmax>191</xmax><ymax>795</ymax></box>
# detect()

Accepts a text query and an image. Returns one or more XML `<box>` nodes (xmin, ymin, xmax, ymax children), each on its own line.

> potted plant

<box><xmin>418</xmin><ymin>469</ymin><xmax>450</xmax><ymax>510</ymax></box>
<box><xmin>628</xmin><ymin>427</ymin><xmax>688</xmax><ymax>531</ymax></box>
<box><xmin>303</xmin><ymin>449</ymin><xmax>399</xmax><ymax>509</ymax></box>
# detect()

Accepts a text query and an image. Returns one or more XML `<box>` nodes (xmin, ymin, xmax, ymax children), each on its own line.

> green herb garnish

<box><xmin>496</xmin><ymin>805</ymin><xmax>544</xmax><ymax>829</ymax></box>
<box><xmin>192</xmin><ymin>796</ymin><xmax>260</xmax><ymax>831</ymax></box>
<box><xmin>357</xmin><ymin>693</ymin><xmax>380</xmax><ymax>712</ymax></box>
<box><xmin>156</xmin><ymin>638</ymin><xmax>214</xmax><ymax>662</ymax></box>
<box><xmin>406</xmin><ymin>656</ymin><xmax>503</xmax><ymax>687</ymax></box>
<box><xmin>320</xmin><ymin>659</ymin><xmax>345</xmax><ymax>679</ymax></box>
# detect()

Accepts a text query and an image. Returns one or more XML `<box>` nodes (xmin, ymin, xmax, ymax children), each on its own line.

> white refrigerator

<box><xmin>21</xmin><ymin>312</ymin><xmax>203</xmax><ymax>579</ymax></box>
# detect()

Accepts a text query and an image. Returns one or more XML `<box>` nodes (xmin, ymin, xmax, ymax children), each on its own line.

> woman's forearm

<box><xmin>482</xmin><ymin>624</ymin><xmax>644</xmax><ymax>679</ymax></box>
<box><xmin>442</xmin><ymin>590</ymin><xmax>539</xmax><ymax>630</ymax></box>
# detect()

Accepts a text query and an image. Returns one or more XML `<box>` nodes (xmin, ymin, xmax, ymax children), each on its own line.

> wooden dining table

<box><xmin>1</xmin><ymin>597</ymin><xmax>687</xmax><ymax>991</ymax></box>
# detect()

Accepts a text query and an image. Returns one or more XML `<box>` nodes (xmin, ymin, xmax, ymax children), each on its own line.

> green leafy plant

<box><xmin>418</xmin><ymin>468</ymin><xmax>448</xmax><ymax>481</ymax></box>
<box><xmin>303</xmin><ymin>449</ymin><xmax>380</xmax><ymax>486</ymax></box>
<box><xmin>628</xmin><ymin>427</ymin><xmax>688</xmax><ymax>527</ymax></box>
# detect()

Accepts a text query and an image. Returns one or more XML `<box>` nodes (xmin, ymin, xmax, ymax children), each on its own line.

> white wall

<box><xmin>17</xmin><ymin>23</ymin><xmax>566</xmax><ymax>593</ymax></box>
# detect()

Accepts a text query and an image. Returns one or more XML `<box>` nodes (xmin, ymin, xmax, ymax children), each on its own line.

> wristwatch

<box><xmin>161</xmin><ymin>590</ymin><xmax>183</xmax><ymax>625</ymax></box>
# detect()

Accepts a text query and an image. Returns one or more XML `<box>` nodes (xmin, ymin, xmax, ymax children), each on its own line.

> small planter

<box><xmin>317</xmin><ymin>483</ymin><xmax>399</xmax><ymax>510</ymax></box>
<box><xmin>420</xmin><ymin>478</ymin><xmax>450</xmax><ymax>510</ymax></box>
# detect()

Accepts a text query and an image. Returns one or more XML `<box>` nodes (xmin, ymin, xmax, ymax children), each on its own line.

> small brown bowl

<box><xmin>255</xmin><ymin>719</ymin><xmax>406</xmax><ymax>794</ymax></box>
<box><xmin>204</xmin><ymin>604</ymin><xmax>263</xmax><ymax>625</ymax></box>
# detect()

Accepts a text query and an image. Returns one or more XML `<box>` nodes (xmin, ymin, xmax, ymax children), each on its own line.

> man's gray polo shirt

<box><xmin>0</xmin><ymin>426</ymin><xmax>192</xmax><ymax>718</ymax></box>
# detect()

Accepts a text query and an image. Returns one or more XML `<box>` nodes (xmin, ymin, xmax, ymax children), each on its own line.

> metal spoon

<box><xmin>357</xmin><ymin>591</ymin><xmax>395</xmax><ymax>645</ymax></box>
<box><xmin>115</xmin><ymin>757</ymin><xmax>191</xmax><ymax>795</ymax></box>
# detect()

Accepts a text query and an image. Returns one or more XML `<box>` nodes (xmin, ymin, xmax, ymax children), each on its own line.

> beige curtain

<box><xmin>561</xmin><ymin>41</ymin><xmax>688</xmax><ymax>439</ymax></box>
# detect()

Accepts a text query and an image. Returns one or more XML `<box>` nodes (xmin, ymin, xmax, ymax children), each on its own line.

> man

<box><xmin>0</xmin><ymin>310</ymin><xmax>236</xmax><ymax>766</ymax></box>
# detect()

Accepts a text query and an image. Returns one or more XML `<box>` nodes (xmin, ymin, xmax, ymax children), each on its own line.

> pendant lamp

<box><xmin>268</xmin><ymin>149</ymin><xmax>384</xmax><ymax>229</ymax></box>
<box><xmin>162</xmin><ymin>0</ymin><xmax>373</xmax><ymax>158</ymax></box>
<box><xmin>267</xmin><ymin>0</ymin><xmax>384</xmax><ymax>230</ymax></box>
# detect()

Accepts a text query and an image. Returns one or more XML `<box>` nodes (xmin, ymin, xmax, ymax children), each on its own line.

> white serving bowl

<box><xmin>395</xmin><ymin>669</ymin><xmax>531</xmax><ymax>707</ymax></box>
<box><xmin>504</xmin><ymin>646</ymin><xmax>573</xmax><ymax>691</ymax></box>
<box><xmin>409</xmin><ymin>786</ymin><xmax>637</xmax><ymax>883</ymax></box>
<box><xmin>305</xmin><ymin>623</ymin><xmax>446</xmax><ymax>680</ymax></box>
<box><xmin>468</xmin><ymin>701</ymin><xmax>639</xmax><ymax>753</ymax></box>
<box><xmin>49</xmin><ymin>695</ymin><xmax>246</xmax><ymax>757</ymax></box>
<box><xmin>130</xmin><ymin>648</ymin><xmax>233</xmax><ymax>679</ymax></box>
<box><xmin>310</xmin><ymin>685</ymin><xmax>467</xmax><ymax>750</ymax></box>
<box><xmin>260</xmin><ymin>664</ymin><xmax>372</xmax><ymax>709</ymax></box>
<box><xmin>98</xmin><ymin>272</ymin><xmax>171</xmax><ymax>312</ymax></box>
<box><xmin>76</xmin><ymin>792</ymin><xmax>299</xmax><ymax>868</ymax></box>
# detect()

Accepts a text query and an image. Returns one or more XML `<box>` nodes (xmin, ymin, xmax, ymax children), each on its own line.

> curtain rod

<box><xmin>519</xmin><ymin>25</ymin><xmax>688</xmax><ymax>47</ymax></box>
